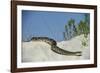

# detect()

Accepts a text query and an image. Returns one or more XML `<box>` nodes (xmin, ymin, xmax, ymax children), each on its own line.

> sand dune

<box><xmin>22</xmin><ymin>35</ymin><xmax>90</xmax><ymax>62</ymax></box>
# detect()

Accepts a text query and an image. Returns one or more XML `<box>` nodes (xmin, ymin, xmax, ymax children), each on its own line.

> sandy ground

<box><xmin>22</xmin><ymin>35</ymin><xmax>90</xmax><ymax>62</ymax></box>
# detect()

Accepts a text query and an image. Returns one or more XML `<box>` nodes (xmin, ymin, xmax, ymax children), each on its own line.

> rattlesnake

<box><xmin>30</xmin><ymin>37</ymin><xmax>82</xmax><ymax>56</ymax></box>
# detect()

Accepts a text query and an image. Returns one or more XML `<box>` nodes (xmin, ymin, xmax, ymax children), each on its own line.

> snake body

<box><xmin>30</xmin><ymin>37</ymin><xmax>81</xmax><ymax>56</ymax></box>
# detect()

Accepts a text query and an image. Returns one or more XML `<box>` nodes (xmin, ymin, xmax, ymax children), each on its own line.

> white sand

<box><xmin>22</xmin><ymin>35</ymin><xmax>90</xmax><ymax>62</ymax></box>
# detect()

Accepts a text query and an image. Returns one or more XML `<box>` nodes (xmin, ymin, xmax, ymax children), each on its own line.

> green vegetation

<box><xmin>63</xmin><ymin>18</ymin><xmax>77</xmax><ymax>40</ymax></box>
<box><xmin>63</xmin><ymin>14</ymin><xmax>90</xmax><ymax>48</ymax></box>
<box><xmin>77</xmin><ymin>20</ymin><xmax>89</xmax><ymax>37</ymax></box>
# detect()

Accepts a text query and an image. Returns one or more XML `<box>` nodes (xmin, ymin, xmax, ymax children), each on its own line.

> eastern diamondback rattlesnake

<box><xmin>30</xmin><ymin>37</ymin><xmax>82</xmax><ymax>56</ymax></box>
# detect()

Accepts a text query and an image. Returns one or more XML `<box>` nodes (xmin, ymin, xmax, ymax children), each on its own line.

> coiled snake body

<box><xmin>30</xmin><ymin>37</ymin><xmax>81</xmax><ymax>56</ymax></box>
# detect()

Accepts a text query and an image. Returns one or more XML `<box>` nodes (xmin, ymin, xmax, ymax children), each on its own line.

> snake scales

<box><xmin>29</xmin><ymin>37</ymin><xmax>82</xmax><ymax>56</ymax></box>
